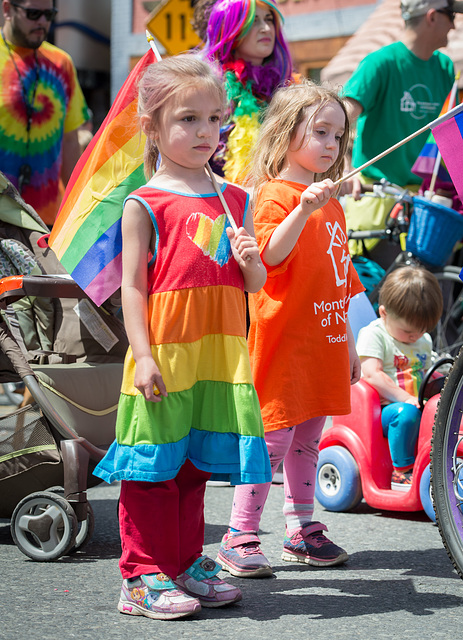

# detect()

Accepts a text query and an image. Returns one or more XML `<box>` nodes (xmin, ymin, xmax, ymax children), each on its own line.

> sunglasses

<box><xmin>436</xmin><ymin>8</ymin><xmax>456</xmax><ymax>20</ymax></box>
<box><xmin>9</xmin><ymin>1</ymin><xmax>58</xmax><ymax>21</ymax></box>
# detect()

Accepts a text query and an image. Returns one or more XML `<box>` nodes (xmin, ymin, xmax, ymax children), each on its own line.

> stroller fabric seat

<box><xmin>32</xmin><ymin>362</ymin><xmax>123</xmax><ymax>448</ymax></box>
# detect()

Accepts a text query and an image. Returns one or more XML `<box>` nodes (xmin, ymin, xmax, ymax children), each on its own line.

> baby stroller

<box><xmin>0</xmin><ymin>173</ymin><xmax>127</xmax><ymax>561</ymax></box>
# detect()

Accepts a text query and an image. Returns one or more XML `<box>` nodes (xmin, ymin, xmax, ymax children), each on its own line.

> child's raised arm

<box><xmin>121</xmin><ymin>199</ymin><xmax>167</xmax><ymax>402</ymax></box>
<box><xmin>263</xmin><ymin>179</ymin><xmax>337</xmax><ymax>266</ymax></box>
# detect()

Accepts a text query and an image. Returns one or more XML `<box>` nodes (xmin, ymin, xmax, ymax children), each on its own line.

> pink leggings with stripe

<box><xmin>229</xmin><ymin>416</ymin><xmax>326</xmax><ymax>532</ymax></box>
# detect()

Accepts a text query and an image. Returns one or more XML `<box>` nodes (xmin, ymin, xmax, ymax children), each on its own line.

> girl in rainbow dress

<box><xmin>93</xmin><ymin>54</ymin><xmax>269</xmax><ymax>621</ymax></box>
<box><xmin>199</xmin><ymin>0</ymin><xmax>294</xmax><ymax>184</ymax></box>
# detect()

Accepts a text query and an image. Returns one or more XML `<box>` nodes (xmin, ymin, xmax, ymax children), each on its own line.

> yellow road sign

<box><xmin>146</xmin><ymin>0</ymin><xmax>200</xmax><ymax>56</ymax></box>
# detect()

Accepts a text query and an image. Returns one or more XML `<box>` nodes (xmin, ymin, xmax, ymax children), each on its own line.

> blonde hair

<box><xmin>137</xmin><ymin>54</ymin><xmax>225</xmax><ymax>178</ymax></box>
<box><xmin>250</xmin><ymin>80</ymin><xmax>349</xmax><ymax>193</ymax></box>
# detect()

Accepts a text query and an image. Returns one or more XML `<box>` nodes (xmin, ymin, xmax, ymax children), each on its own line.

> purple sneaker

<box><xmin>216</xmin><ymin>530</ymin><xmax>273</xmax><ymax>578</ymax></box>
<box><xmin>281</xmin><ymin>522</ymin><xmax>348</xmax><ymax>567</ymax></box>
<box><xmin>175</xmin><ymin>555</ymin><xmax>242</xmax><ymax>608</ymax></box>
<box><xmin>118</xmin><ymin>572</ymin><xmax>201</xmax><ymax>620</ymax></box>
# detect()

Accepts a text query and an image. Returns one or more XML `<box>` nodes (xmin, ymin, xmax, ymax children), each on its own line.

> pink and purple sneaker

<box><xmin>175</xmin><ymin>555</ymin><xmax>242</xmax><ymax>607</ymax></box>
<box><xmin>282</xmin><ymin>522</ymin><xmax>348</xmax><ymax>567</ymax></box>
<box><xmin>118</xmin><ymin>572</ymin><xmax>201</xmax><ymax>620</ymax></box>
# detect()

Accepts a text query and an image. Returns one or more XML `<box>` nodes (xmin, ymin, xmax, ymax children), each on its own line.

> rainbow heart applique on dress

<box><xmin>186</xmin><ymin>212</ymin><xmax>231</xmax><ymax>266</ymax></box>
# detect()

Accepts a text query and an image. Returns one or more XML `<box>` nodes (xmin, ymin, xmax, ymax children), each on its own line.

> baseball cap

<box><xmin>401</xmin><ymin>0</ymin><xmax>463</xmax><ymax>20</ymax></box>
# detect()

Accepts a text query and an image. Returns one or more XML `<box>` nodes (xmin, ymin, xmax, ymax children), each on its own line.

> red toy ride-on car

<box><xmin>315</xmin><ymin>359</ymin><xmax>457</xmax><ymax>521</ymax></box>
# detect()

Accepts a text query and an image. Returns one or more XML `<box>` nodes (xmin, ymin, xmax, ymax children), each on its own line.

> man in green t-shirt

<box><xmin>342</xmin><ymin>0</ymin><xmax>461</xmax><ymax>267</ymax></box>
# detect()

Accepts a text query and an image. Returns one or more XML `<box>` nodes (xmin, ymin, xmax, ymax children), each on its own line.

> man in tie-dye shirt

<box><xmin>356</xmin><ymin>267</ymin><xmax>443</xmax><ymax>491</ymax></box>
<box><xmin>0</xmin><ymin>0</ymin><xmax>89</xmax><ymax>225</ymax></box>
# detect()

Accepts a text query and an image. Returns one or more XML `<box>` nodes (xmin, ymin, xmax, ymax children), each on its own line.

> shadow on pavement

<box><xmin>214</xmin><ymin>573</ymin><xmax>463</xmax><ymax>621</ymax></box>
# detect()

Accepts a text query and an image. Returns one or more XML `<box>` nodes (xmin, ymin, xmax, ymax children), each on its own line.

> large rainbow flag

<box><xmin>49</xmin><ymin>49</ymin><xmax>156</xmax><ymax>306</ymax></box>
<box><xmin>411</xmin><ymin>81</ymin><xmax>458</xmax><ymax>183</ymax></box>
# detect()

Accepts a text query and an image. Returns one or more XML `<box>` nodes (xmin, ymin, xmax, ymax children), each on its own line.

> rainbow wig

<box><xmin>202</xmin><ymin>0</ymin><xmax>292</xmax><ymax>84</ymax></box>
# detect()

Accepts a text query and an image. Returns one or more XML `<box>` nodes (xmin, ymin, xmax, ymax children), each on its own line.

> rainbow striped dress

<box><xmin>94</xmin><ymin>183</ymin><xmax>271</xmax><ymax>485</ymax></box>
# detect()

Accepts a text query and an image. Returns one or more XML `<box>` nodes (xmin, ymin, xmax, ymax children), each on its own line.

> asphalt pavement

<box><xmin>1</xmin><ymin>477</ymin><xmax>463</xmax><ymax>640</ymax></box>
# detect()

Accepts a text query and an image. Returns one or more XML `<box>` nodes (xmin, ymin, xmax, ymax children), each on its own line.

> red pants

<box><xmin>118</xmin><ymin>459</ymin><xmax>211</xmax><ymax>579</ymax></box>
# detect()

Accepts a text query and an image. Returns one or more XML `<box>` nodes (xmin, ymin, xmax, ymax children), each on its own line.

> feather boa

<box><xmin>219</xmin><ymin>59</ymin><xmax>281</xmax><ymax>183</ymax></box>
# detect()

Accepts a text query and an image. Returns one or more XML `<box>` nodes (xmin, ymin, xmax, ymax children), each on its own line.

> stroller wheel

<box><xmin>68</xmin><ymin>502</ymin><xmax>95</xmax><ymax>554</ymax></box>
<box><xmin>47</xmin><ymin>488</ymin><xmax>95</xmax><ymax>553</ymax></box>
<box><xmin>11</xmin><ymin>491</ymin><xmax>78</xmax><ymax>562</ymax></box>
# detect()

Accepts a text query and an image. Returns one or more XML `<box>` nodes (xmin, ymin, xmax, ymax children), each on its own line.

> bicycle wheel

<box><xmin>431</xmin><ymin>267</ymin><xmax>463</xmax><ymax>358</ymax></box>
<box><xmin>431</xmin><ymin>347</ymin><xmax>463</xmax><ymax>578</ymax></box>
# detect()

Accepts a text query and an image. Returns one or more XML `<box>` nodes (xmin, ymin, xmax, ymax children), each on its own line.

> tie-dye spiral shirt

<box><xmin>0</xmin><ymin>38</ymin><xmax>88</xmax><ymax>225</ymax></box>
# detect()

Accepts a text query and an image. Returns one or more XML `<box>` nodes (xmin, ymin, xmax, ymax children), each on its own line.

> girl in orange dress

<box><xmin>217</xmin><ymin>80</ymin><xmax>363</xmax><ymax>578</ymax></box>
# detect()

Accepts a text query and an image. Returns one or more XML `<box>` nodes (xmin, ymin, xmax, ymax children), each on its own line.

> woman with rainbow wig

<box><xmin>199</xmin><ymin>0</ymin><xmax>293</xmax><ymax>183</ymax></box>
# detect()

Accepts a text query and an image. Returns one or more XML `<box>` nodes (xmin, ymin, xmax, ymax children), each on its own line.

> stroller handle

<box><xmin>0</xmin><ymin>275</ymin><xmax>83</xmax><ymax>308</ymax></box>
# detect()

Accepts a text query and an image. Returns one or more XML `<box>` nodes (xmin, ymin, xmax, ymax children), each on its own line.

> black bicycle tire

<box><xmin>431</xmin><ymin>267</ymin><xmax>463</xmax><ymax>358</ymax></box>
<box><xmin>431</xmin><ymin>346</ymin><xmax>463</xmax><ymax>578</ymax></box>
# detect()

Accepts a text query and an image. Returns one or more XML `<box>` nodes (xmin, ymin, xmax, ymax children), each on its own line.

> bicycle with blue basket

<box><xmin>347</xmin><ymin>180</ymin><xmax>463</xmax><ymax>358</ymax></box>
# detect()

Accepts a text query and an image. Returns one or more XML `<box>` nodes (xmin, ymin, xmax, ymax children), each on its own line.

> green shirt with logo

<box><xmin>343</xmin><ymin>41</ymin><xmax>454</xmax><ymax>186</ymax></box>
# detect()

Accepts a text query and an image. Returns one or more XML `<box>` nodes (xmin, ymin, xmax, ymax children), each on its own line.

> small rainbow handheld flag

<box><xmin>431</xmin><ymin>103</ymin><xmax>463</xmax><ymax>198</ymax></box>
<box><xmin>411</xmin><ymin>82</ymin><xmax>458</xmax><ymax>183</ymax></box>
<box><xmin>49</xmin><ymin>49</ymin><xmax>156</xmax><ymax>306</ymax></box>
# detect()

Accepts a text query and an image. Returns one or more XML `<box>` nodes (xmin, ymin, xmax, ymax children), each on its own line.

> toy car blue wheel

<box><xmin>419</xmin><ymin>463</ymin><xmax>436</xmax><ymax>522</ymax></box>
<box><xmin>316</xmin><ymin>446</ymin><xmax>363</xmax><ymax>512</ymax></box>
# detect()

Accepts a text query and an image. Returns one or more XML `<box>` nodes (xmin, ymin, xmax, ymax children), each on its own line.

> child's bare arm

<box><xmin>121</xmin><ymin>199</ymin><xmax>167</xmax><ymax>402</ymax></box>
<box><xmin>360</xmin><ymin>356</ymin><xmax>419</xmax><ymax>407</ymax></box>
<box><xmin>263</xmin><ymin>179</ymin><xmax>336</xmax><ymax>267</ymax></box>
<box><xmin>347</xmin><ymin>320</ymin><xmax>361</xmax><ymax>385</ymax></box>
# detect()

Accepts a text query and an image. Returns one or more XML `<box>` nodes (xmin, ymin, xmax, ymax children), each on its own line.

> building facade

<box><xmin>111</xmin><ymin>0</ymin><xmax>381</xmax><ymax>95</ymax></box>
<box><xmin>274</xmin><ymin>0</ymin><xmax>380</xmax><ymax>80</ymax></box>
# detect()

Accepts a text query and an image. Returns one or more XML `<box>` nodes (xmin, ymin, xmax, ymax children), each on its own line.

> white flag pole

<box><xmin>429</xmin><ymin>152</ymin><xmax>444</xmax><ymax>196</ymax></box>
<box><xmin>146</xmin><ymin>30</ymin><xmax>163</xmax><ymax>61</ymax></box>
<box><xmin>206</xmin><ymin>163</ymin><xmax>239</xmax><ymax>233</ymax></box>
<box><xmin>335</xmin><ymin>102</ymin><xmax>463</xmax><ymax>187</ymax></box>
